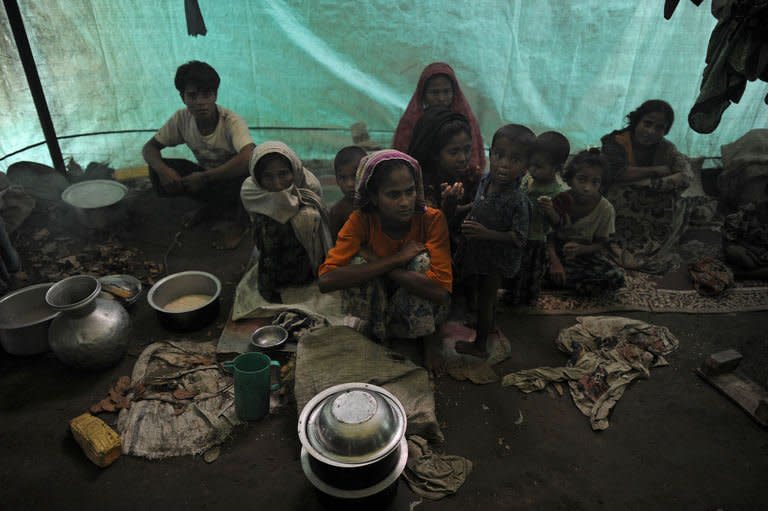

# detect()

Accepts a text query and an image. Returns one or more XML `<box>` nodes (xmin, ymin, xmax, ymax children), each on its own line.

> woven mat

<box><xmin>514</xmin><ymin>271</ymin><xmax>768</xmax><ymax>315</ymax></box>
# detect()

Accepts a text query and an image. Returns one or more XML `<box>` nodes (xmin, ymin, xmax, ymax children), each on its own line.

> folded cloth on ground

<box><xmin>295</xmin><ymin>325</ymin><xmax>444</xmax><ymax>443</ymax></box>
<box><xmin>688</xmin><ymin>257</ymin><xmax>734</xmax><ymax>296</ymax></box>
<box><xmin>425</xmin><ymin>321</ymin><xmax>512</xmax><ymax>384</ymax></box>
<box><xmin>502</xmin><ymin>316</ymin><xmax>679</xmax><ymax>430</ymax></box>
<box><xmin>232</xmin><ymin>260</ymin><xmax>344</xmax><ymax>325</ymax></box>
<box><xmin>403</xmin><ymin>435</ymin><xmax>472</xmax><ymax>500</ymax></box>
<box><xmin>117</xmin><ymin>341</ymin><xmax>241</xmax><ymax>459</ymax></box>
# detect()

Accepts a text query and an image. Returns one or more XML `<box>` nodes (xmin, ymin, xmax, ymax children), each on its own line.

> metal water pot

<box><xmin>46</xmin><ymin>275</ymin><xmax>131</xmax><ymax>370</ymax></box>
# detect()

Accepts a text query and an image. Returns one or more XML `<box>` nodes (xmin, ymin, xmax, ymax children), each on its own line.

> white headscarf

<box><xmin>240</xmin><ymin>141</ymin><xmax>332</xmax><ymax>272</ymax></box>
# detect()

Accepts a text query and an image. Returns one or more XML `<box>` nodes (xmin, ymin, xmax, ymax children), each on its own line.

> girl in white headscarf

<box><xmin>240</xmin><ymin>141</ymin><xmax>332</xmax><ymax>302</ymax></box>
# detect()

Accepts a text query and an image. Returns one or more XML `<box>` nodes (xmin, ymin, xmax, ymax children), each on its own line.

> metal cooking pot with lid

<box><xmin>61</xmin><ymin>179</ymin><xmax>128</xmax><ymax>229</ymax></box>
<box><xmin>297</xmin><ymin>383</ymin><xmax>408</xmax><ymax>498</ymax></box>
<box><xmin>299</xmin><ymin>383</ymin><xmax>406</xmax><ymax>466</ymax></box>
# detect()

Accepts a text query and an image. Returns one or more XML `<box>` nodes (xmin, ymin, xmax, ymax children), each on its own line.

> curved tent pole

<box><xmin>3</xmin><ymin>0</ymin><xmax>66</xmax><ymax>175</ymax></box>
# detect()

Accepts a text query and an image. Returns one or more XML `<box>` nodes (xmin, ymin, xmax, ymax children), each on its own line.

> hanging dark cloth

<box><xmin>185</xmin><ymin>0</ymin><xmax>207</xmax><ymax>37</ymax></box>
<box><xmin>686</xmin><ymin>0</ymin><xmax>768</xmax><ymax>133</ymax></box>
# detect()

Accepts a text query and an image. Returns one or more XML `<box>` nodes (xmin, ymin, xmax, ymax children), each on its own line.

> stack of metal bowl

<box><xmin>297</xmin><ymin>383</ymin><xmax>408</xmax><ymax>503</ymax></box>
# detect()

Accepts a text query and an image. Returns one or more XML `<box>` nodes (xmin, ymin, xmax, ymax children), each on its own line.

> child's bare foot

<box><xmin>454</xmin><ymin>340</ymin><xmax>489</xmax><ymax>359</ymax></box>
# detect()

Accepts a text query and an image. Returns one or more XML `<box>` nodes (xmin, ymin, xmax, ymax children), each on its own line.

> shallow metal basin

<box><xmin>0</xmin><ymin>283</ymin><xmax>59</xmax><ymax>355</ymax></box>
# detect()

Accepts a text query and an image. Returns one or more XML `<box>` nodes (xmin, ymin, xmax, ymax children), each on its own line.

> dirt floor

<box><xmin>1</xmin><ymin>183</ymin><xmax>767</xmax><ymax>511</ymax></box>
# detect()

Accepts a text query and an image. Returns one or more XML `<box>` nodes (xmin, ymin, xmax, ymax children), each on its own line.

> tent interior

<box><xmin>1</xmin><ymin>0</ymin><xmax>767</xmax><ymax>172</ymax></box>
<box><xmin>2</xmin><ymin>1</ymin><xmax>768</xmax><ymax>510</ymax></box>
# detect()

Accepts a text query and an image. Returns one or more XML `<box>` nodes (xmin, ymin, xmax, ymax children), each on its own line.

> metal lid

<box><xmin>61</xmin><ymin>180</ymin><xmax>127</xmax><ymax>209</ymax></box>
<box><xmin>298</xmin><ymin>383</ymin><xmax>406</xmax><ymax>466</ymax></box>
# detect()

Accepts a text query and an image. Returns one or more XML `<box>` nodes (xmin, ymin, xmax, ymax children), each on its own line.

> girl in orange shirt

<box><xmin>318</xmin><ymin>150</ymin><xmax>451</xmax><ymax>341</ymax></box>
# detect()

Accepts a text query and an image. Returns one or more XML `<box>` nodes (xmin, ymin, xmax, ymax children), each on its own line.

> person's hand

<box><xmin>358</xmin><ymin>245</ymin><xmax>379</xmax><ymax>263</ymax></box>
<box><xmin>158</xmin><ymin>167</ymin><xmax>184</xmax><ymax>194</ymax></box>
<box><xmin>397</xmin><ymin>240</ymin><xmax>426</xmax><ymax>264</ymax></box>
<box><xmin>461</xmin><ymin>219</ymin><xmax>490</xmax><ymax>239</ymax></box>
<box><xmin>441</xmin><ymin>182</ymin><xmax>464</xmax><ymax>199</ymax></box>
<box><xmin>181</xmin><ymin>172</ymin><xmax>209</xmax><ymax>193</ymax></box>
<box><xmin>537</xmin><ymin>196</ymin><xmax>558</xmax><ymax>222</ymax></box>
<box><xmin>549</xmin><ymin>259</ymin><xmax>566</xmax><ymax>286</ymax></box>
<box><xmin>440</xmin><ymin>182</ymin><xmax>464</xmax><ymax>211</ymax></box>
<box><xmin>562</xmin><ymin>241</ymin><xmax>586</xmax><ymax>260</ymax></box>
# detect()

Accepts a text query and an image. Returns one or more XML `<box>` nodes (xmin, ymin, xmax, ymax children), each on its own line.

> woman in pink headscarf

<box><xmin>393</xmin><ymin>62</ymin><xmax>486</xmax><ymax>171</ymax></box>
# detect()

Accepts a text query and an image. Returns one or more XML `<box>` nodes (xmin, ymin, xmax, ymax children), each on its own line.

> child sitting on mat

<box><xmin>548</xmin><ymin>149</ymin><xmax>625</xmax><ymax>296</ymax></box>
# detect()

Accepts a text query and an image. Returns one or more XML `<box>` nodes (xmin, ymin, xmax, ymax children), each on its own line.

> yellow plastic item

<box><xmin>114</xmin><ymin>165</ymin><xmax>149</xmax><ymax>181</ymax></box>
<box><xmin>69</xmin><ymin>413</ymin><xmax>122</xmax><ymax>468</ymax></box>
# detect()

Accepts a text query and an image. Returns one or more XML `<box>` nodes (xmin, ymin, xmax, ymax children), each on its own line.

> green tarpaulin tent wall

<box><xmin>1</xmin><ymin>0</ymin><xmax>767</xmax><ymax>173</ymax></box>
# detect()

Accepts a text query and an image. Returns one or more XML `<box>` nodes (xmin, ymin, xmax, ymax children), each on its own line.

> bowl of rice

<box><xmin>147</xmin><ymin>271</ymin><xmax>221</xmax><ymax>331</ymax></box>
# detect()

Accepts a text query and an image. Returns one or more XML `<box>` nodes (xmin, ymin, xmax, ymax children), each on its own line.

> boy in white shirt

<box><xmin>142</xmin><ymin>61</ymin><xmax>255</xmax><ymax>248</ymax></box>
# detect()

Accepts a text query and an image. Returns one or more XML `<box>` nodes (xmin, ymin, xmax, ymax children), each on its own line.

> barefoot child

<box><xmin>318</xmin><ymin>150</ymin><xmax>451</xmax><ymax>341</ymax></box>
<box><xmin>548</xmin><ymin>149</ymin><xmax>625</xmax><ymax>295</ymax></box>
<box><xmin>142</xmin><ymin>61</ymin><xmax>255</xmax><ymax>248</ymax></box>
<box><xmin>504</xmin><ymin>131</ymin><xmax>570</xmax><ymax>305</ymax></box>
<box><xmin>455</xmin><ymin>125</ymin><xmax>533</xmax><ymax>358</ymax></box>
<box><xmin>240</xmin><ymin>141</ymin><xmax>332</xmax><ymax>303</ymax></box>
<box><xmin>329</xmin><ymin>145</ymin><xmax>367</xmax><ymax>241</ymax></box>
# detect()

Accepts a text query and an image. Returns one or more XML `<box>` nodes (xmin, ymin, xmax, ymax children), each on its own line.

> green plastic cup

<box><xmin>223</xmin><ymin>352</ymin><xmax>281</xmax><ymax>420</ymax></box>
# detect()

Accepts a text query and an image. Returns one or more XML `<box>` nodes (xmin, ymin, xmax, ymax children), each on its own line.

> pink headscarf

<box><xmin>392</xmin><ymin>62</ymin><xmax>486</xmax><ymax>171</ymax></box>
<box><xmin>353</xmin><ymin>150</ymin><xmax>426</xmax><ymax>213</ymax></box>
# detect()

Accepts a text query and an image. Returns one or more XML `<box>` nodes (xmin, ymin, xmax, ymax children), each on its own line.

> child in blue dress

<box><xmin>455</xmin><ymin>125</ymin><xmax>533</xmax><ymax>358</ymax></box>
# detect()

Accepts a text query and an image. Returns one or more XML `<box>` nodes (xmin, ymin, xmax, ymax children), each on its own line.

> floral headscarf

<box><xmin>353</xmin><ymin>150</ymin><xmax>426</xmax><ymax>213</ymax></box>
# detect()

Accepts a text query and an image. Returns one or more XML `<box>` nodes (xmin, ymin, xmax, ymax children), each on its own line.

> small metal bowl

<box><xmin>99</xmin><ymin>274</ymin><xmax>142</xmax><ymax>307</ymax></box>
<box><xmin>250</xmin><ymin>325</ymin><xmax>288</xmax><ymax>351</ymax></box>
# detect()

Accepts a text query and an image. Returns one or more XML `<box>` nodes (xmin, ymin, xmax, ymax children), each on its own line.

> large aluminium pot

<box><xmin>147</xmin><ymin>271</ymin><xmax>221</xmax><ymax>332</ymax></box>
<box><xmin>61</xmin><ymin>179</ymin><xmax>128</xmax><ymax>230</ymax></box>
<box><xmin>46</xmin><ymin>275</ymin><xmax>131</xmax><ymax>369</ymax></box>
<box><xmin>0</xmin><ymin>283</ymin><xmax>59</xmax><ymax>355</ymax></box>
<box><xmin>297</xmin><ymin>383</ymin><xmax>408</xmax><ymax>500</ymax></box>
